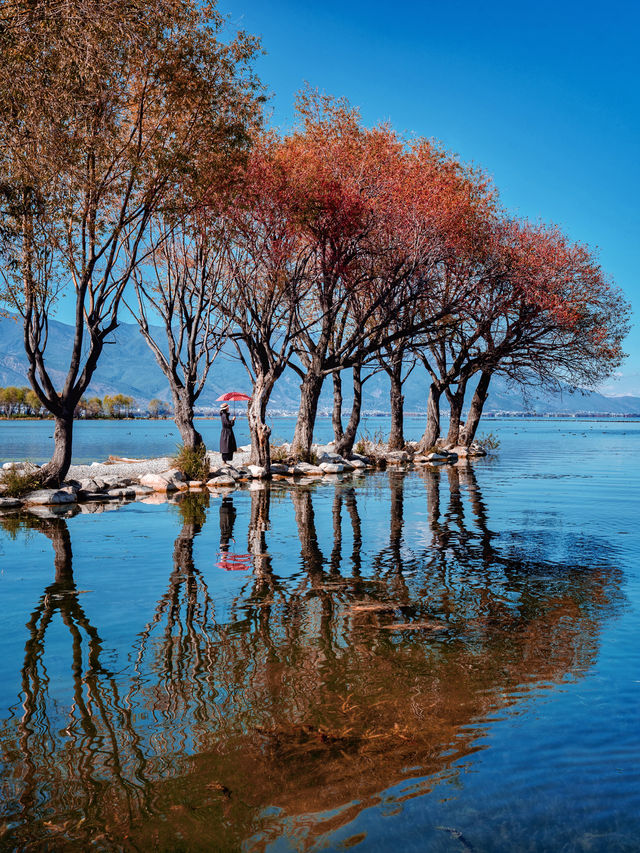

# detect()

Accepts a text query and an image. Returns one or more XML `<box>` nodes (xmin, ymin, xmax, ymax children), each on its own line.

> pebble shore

<box><xmin>0</xmin><ymin>441</ymin><xmax>486</xmax><ymax>514</ymax></box>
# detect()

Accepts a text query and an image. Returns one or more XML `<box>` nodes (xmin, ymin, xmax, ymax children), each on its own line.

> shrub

<box><xmin>476</xmin><ymin>432</ymin><xmax>500</xmax><ymax>452</ymax></box>
<box><xmin>0</xmin><ymin>467</ymin><xmax>41</xmax><ymax>497</ymax></box>
<box><xmin>270</xmin><ymin>445</ymin><xmax>290</xmax><ymax>463</ymax></box>
<box><xmin>172</xmin><ymin>444</ymin><xmax>210</xmax><ymax>481</ymax></box>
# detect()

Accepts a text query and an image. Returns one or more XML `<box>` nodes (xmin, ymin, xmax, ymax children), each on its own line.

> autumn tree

<box><xmin>212</xmin><ymin>133</ymin><xmax>313</xmax><ymax>468</ymax></box>
<box><xmin>285</xmin><ymin>94</ymin><xmax>475</xmax><ymax>459</ymax></box>
<box><xmin>0</xmin><ymin>0</ymin><xmax>261</xmax><ymax>485</ymax></box>
<box><xmin>456</xmin><ymin>221</ymin><xmax>631</xmax><ymax>447</ymax></box>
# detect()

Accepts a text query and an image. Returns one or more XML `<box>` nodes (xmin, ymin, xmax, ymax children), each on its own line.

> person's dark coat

<box><xmin>219</xmin><ymin>409</ymin><xmax>237</xmax><ymax>456</ymax></box>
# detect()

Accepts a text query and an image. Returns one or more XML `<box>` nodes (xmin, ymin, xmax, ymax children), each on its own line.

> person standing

<box><xmin>219</xmin><ymin>402</ymin><xmax>237</xmax><ymax>463</ymax></box>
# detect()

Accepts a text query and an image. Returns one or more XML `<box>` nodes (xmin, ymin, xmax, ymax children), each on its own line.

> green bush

<box><xmin>0</xmin><ymin>467</ymin><xmax>41</xmax><ymax>497</ymax></box>
<box><xmin>172</xmin><ymin>444</ymin><xmax>210</xmax><ymax>481</ymax></box>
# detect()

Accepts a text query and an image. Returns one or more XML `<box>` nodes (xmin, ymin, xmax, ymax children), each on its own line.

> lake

<box><xmin>1</xmin><ymin>420</ymin><xmax>639</xmax><ymax>851</ymax></box>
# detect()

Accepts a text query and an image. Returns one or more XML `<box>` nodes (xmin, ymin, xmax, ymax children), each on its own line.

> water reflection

<box><xmin>0</xmin><ymin>466</ymin><xmax>625</xmax><ymax>851</ymax></box>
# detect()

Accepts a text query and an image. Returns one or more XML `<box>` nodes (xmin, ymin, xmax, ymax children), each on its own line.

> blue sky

<box><xmin>218</xmin><ymin>0</ymin><xmax>640</xmax><ymax>395</ymax></box>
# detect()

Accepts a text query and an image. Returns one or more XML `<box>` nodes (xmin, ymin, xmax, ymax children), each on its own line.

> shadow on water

<box><xmin>0</xmin><ymin>465</ymin><xmax>626</xmax><ymax>851</ymax></box>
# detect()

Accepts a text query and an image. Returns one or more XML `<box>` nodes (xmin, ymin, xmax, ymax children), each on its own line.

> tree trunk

<box><xmin>420</xmin><ymin>382</ymin><xmax>442</xmax><ymax>451</ymax></box>
<box><xmin>332</xmin><ymin>371</ymin><xmax>344</xmax><ymax>444</ymax></box>
<box><xmin>247</xmin><ymin>375</ymin><xmax>275</xmax><ymax>469</ymax></box>
<box><xmin>388</xmin><ymin>368</ymin><xmax>404</xmax><ymax>450</ymax></box>
<box><xmin>172</xmin><ymin>391</ymin><xmax>203</xmax><ymax>450</ymax></box>
<box><xmin>38</xmin><ymin>412</ymin><xmax>74</xmax><ymax>487</ymax></box>
<box><xmin>335</xmin><ymin>365</ymin><xmax>362</xmax><ymax>457</ymax></box>
<box><xmin>291</xmin><ymin>370</ymin><xmax>324</xmax><ymax>461</ymax></box>
<box><xmin>460</xmin><ymin>370</ymin><xmax>492</xmax><ymax>447</ymax></box>
<box><xmin>445</xmin><ymin>377</ymin><xmax>467</xmax><ymax>446</ymax></box>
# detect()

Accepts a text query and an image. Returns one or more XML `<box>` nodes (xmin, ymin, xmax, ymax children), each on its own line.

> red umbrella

<box><xmin>216</xmin><ymin>391</ymin><xmax>251</xmax><ymax>416</ymax></box>
<box><xmin>216</xmin><ymin>392</ymin><xmax>251</xmax><ymax>401</ymax></box>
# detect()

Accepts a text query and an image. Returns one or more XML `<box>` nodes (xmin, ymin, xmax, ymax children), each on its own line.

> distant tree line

<box><xmin>0</xmin><ymin>0</ymin><xmax>630</xmax><ymax>485</ymax></box>
<box><xmin>0</xmin><ymin>387</ymin><xmax>138</xmax><ymax>419</ymax></box>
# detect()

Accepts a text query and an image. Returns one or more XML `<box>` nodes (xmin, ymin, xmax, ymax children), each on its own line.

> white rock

<box><xmin>207</xmin><ymin>475</ymin><xmax>236</xmax><ymax>487</ymax></box>
<box><xmin>249</xmin><ymin>465</ymin><xmax>268</xmax><ymax>479</ymax></box>
<box><xmin>292</xmin><ymin>462</ymin><xmax>324</xmax><ymax>475</ymax></box>
<box><xmin>319</xmin><ymin>462</ymin><xmax>344</xmax><ymax>474</ymax></box>
<box><xmin>139</xmin><ymin>473</ymin><xmax>178</xmax><ymax>492</ymax></box>
<box><xmin>347</xmin><ymin>458</ymin><xmax>366</xmax><ymax>469</ymax></box>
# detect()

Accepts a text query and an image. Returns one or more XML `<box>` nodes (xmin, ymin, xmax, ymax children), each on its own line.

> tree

<box><xmin>213</xmin><ymin>133</ymin><xmax>313</xmax><ymax>468</ymax></box>
<box><xmin>456</xmin><ymin>220</ymin><xmax>631</xmax><ymax>446</ymax></box>
<box><xmin>148</xmin><ymin>399</ymin><xmax>171</xmax><ymax>418</ymax></box>
<box><xmin>85</xmin><ymin>397</ymin><xmax>103</xmax><ymax>418</ymax></box>
<box><xmin>131</xmin><ymin>214</ymin><xmax>230</xmax><ymax>448</ymax></box>
<box><xmin>0</xmin><ymin>0</ymin><xmax>261</xmax><ymax>485</ymax></box>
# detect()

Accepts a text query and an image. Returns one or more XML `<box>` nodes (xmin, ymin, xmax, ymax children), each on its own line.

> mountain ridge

<box><xmin>1</xmin><ymin>314</ymin><xmax>639</xmax><ymax>416</ymax></box>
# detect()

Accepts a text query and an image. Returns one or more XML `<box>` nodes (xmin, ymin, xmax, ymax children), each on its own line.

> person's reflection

<box><xmin>219</xmin><ymin>495</ymin><xmax>236</xmax><ymax>553</ymax></box>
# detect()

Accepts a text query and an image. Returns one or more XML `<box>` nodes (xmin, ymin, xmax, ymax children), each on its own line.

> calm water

<box><xmin>1</xmin><ymin>422</ymin><xmax>639</xmax><ymax>851</ymax></box>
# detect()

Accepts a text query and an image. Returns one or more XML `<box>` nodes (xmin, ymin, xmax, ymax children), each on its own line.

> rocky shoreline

<box><xmin>0</xmin><ymin>441</ymin><xmax>486</xmax><ymax>515</ymax></box>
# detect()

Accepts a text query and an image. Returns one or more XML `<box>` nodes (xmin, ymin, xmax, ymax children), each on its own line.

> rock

<box><xmin>426</xmin><ymin>452</ymin><xmax>449</xmax><ymax>462</ymax></box>
<box><xmin>292</xmin><ymin>462</ymin><xmax>324</xmax><ymax>475</ymax></box>
<box><xmin>139</xmin><ymin>473</ymin><xmax>175</xmax><ymax>492</ymax></box>
<box><xmin>0</xmin><ymin>496</ymin><xmax>22</xmax><ymax>508</ymax></box>
<box><xmin>207</xmin><ymin>475</ymin><xmax>236</xmax><ymax>487</ymax></box>
<box><xmin>413</xmin><ymin>455</ymin><xmax>428</xmax><ymax>463</ymax></box>
<box><xmin>268</xmin><ymin>463</ymin><xmax>288</xmax><ymax>475</ymax></box>
<box><xmin>2</xmin><ymin>461</ymin><xmax>40</xmax><ymax>473</ymax></box>
<box><xmin>317</xmin><ymin>452</ymin><xmax>343</xmax><ymax>464</ymax></box>
<box><xmin>139</xmin><ymin>471</ymin><xmax>186</xmax><ymax>492</ymax></box>
<box><xmin>187</xmin><ymin>480</ymin><xmax>204</xmax><ymax>489</ymax></box>
<box><xmin>249</xmin><ymin>465</ymin><xmax>268</xmax><ymax>479</ymax></box>
<box><xmin>130</xmin><ymin>485</ymin><xmax>153</xmax><ymax>496</ymax></box>
<box><xmin>319</xmin><ymin>462</ymin><xmax>344</xmax><ymax>474</ymax></box>
<box><xmin>107</xmin><ymin>487</ymin><xmax>136</xmax><ymax>499</ymax></box>
<box><xmin>79</xmin><ymin>478</ymin><xmax>100</xmax><ymax>491</ymax></box>
<box><xmin>164</xmin><ymin>468</ymin><xmax>186</xmax><ymax>482</ymax></box>
<box><xmin>468</xmin><ymin>443</ymin><xmax>487</xmax><ymax>457</ymax></box>
<box><xmin>385</xmin><ymin>451</ymin><xmax>410</xmax><ymax>464</ymax></box>
<box><xmin>220</xmin><ymin>467</ymin><xmax>241</xmax><ymax>481</ymax></box>
<box><xmin>23</xmin><ymin>488</ymin><xmax>77</xmax><ymax>506</ymax></box>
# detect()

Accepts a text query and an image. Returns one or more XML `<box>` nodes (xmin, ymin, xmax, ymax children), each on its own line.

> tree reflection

<box><xmin>0</xmin><ymin>467</ymin><xmax>626</xmax><ymax>851</ymax></box>
<box><xmin>0</xmin><ymin>513</ymin><xmax>151</xmax><ymax>851</ymax></box>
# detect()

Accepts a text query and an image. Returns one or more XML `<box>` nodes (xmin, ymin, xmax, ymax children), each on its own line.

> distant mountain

<box><xmin>1</xmin><ymin>313</ymin><xmax>639</xmax><ymax>416</ymax></box>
